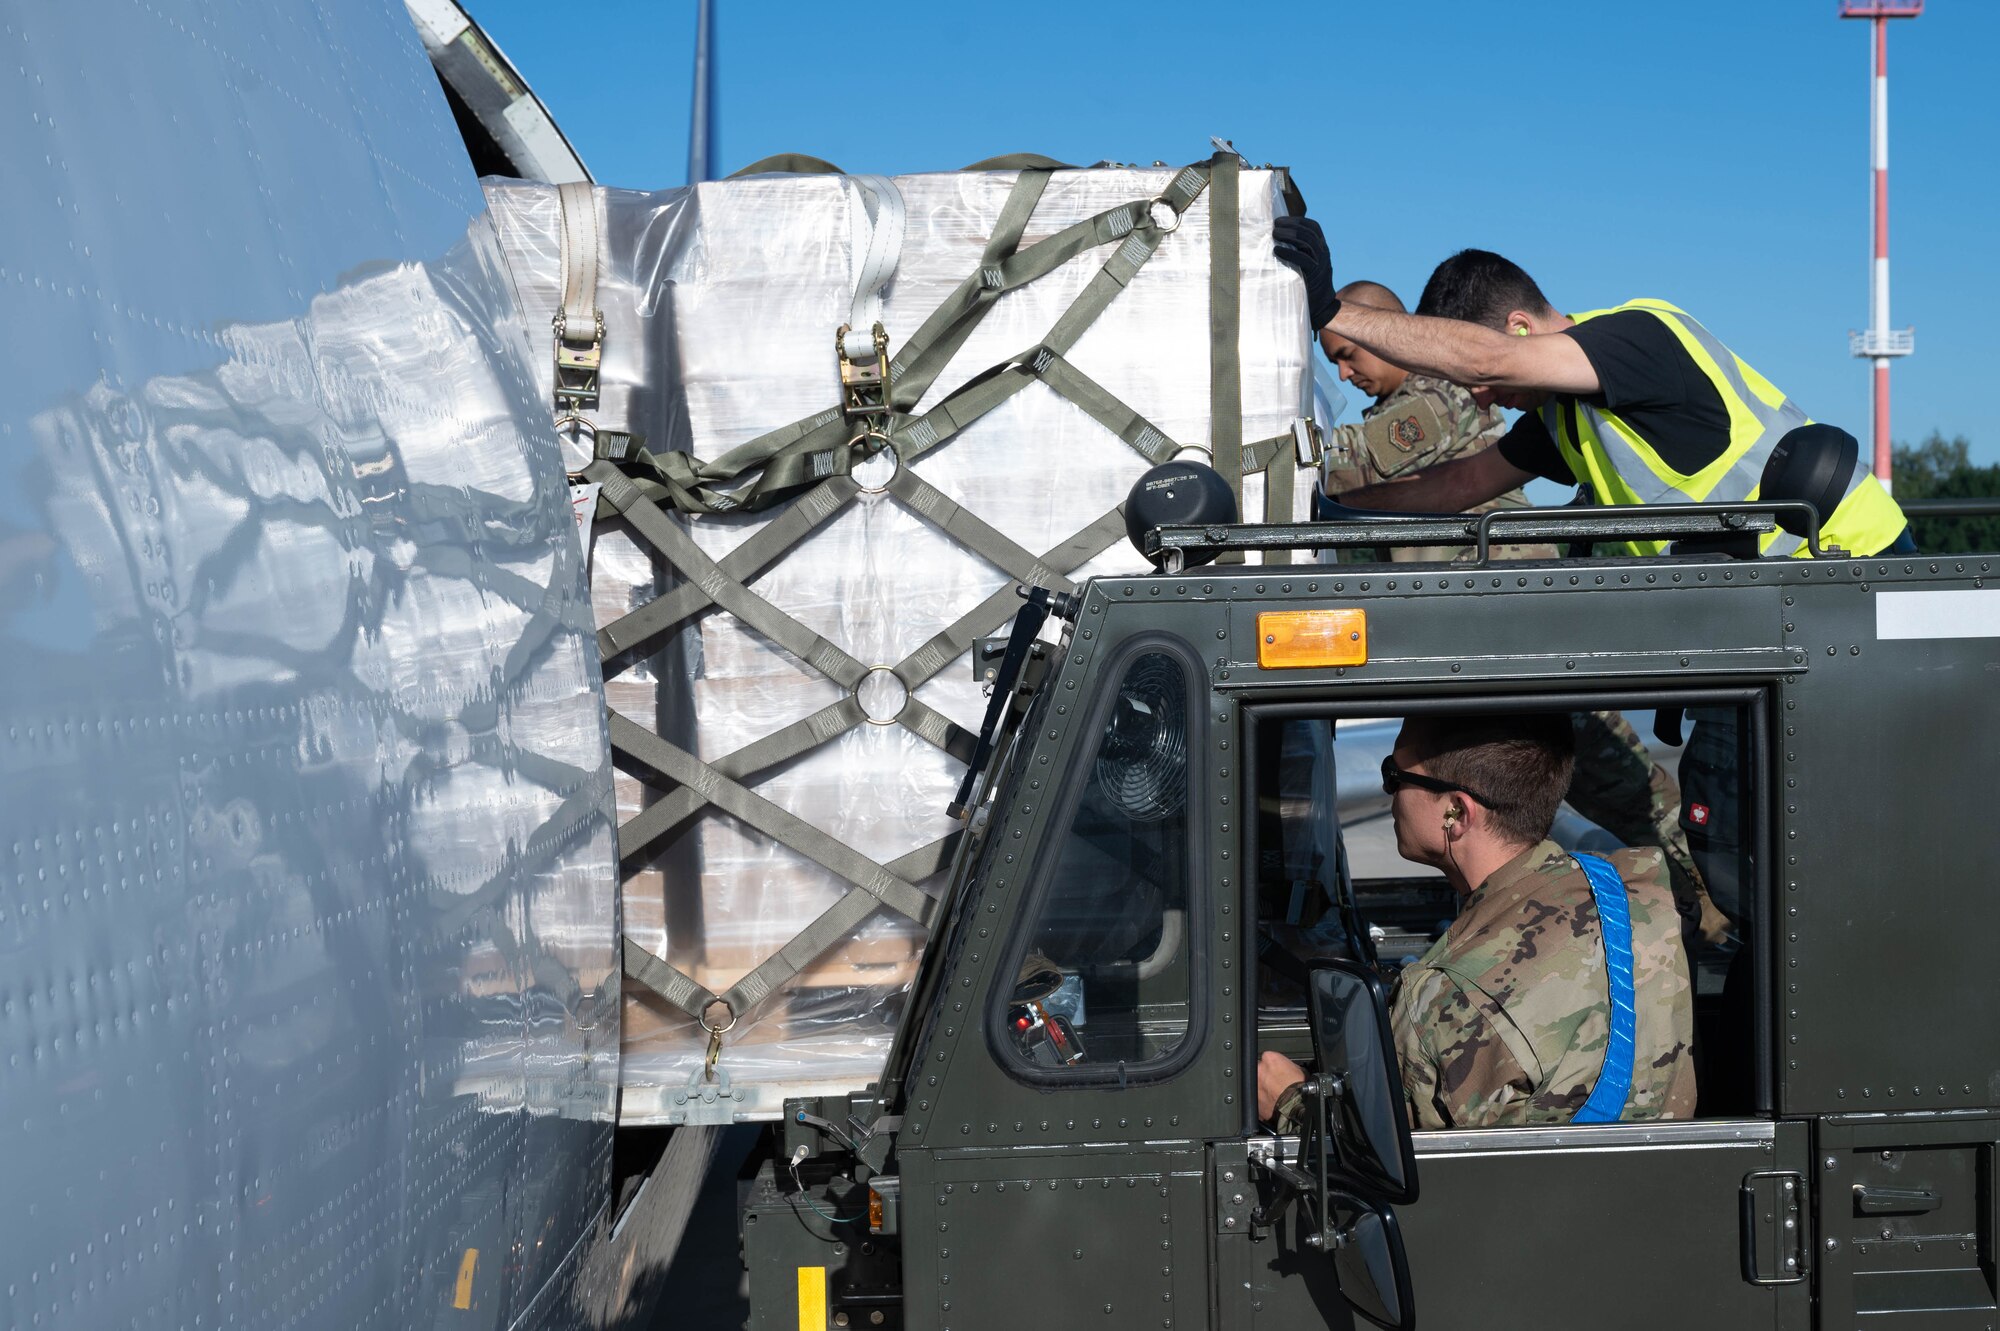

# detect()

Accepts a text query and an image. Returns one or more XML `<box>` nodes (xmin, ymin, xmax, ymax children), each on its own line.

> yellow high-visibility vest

<box><xmin>1539</xmin><ymin>300</ymin><xmax>1907</xmax><ymax>557</ymax></box>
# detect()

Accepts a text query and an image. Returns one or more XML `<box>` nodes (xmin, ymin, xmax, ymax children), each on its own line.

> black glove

<box><xmin>1272</xmin><ymin>215</ymin><xmax>1339</xmax><ymax>332</ymax></box>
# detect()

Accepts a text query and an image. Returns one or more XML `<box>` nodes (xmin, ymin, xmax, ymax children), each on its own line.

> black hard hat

<box><xmin>1124</xmin><ymin>460</ymin><xmax>1238</xmax><ymax>569</ymax></box>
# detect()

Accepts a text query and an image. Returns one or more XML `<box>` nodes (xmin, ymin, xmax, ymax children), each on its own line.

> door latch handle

<box><xmin>1854</xmin><ymin>1184</ymin><xmax>1942</xmax><ymax>1215</ymax></box>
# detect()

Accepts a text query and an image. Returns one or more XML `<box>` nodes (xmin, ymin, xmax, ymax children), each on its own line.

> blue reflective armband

<box><xmin>1571</xmin><ymin>852</ymin><xmax>1637</xmax><ymax>1124</ymax></box>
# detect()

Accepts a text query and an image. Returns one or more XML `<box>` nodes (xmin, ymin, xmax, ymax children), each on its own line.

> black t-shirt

<box><xmin>1496</xmin><ymin>308</ymin><xmax>1734</xmax><ymax>485</ymax></box>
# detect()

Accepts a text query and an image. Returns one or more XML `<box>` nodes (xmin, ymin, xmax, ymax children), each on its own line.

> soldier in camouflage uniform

<box><xmin>1390</xmin><ymin>838</ymin><xmax>1695</xmax><ymax>1127</ymax></box>
<box><xmin>1257</xmin><ymin>713</ymin><xmax>1695</xmax><ymax>1131</ymax></box>
<box><xmin>1317</xmin><ymin>281</ymin><xmax>1549</xmax><ymax>564</ymax></box>
<box><xmin>1319</xmin><ymin>283</ymin><xmax>1725</xmax><ymax>949</ymax></box>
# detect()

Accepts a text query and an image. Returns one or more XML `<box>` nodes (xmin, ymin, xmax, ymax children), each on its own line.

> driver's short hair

<box><xmin>1399</xmin><ymin>712</ymin><xmax>1575</xmax><ymax>846</ymax></box>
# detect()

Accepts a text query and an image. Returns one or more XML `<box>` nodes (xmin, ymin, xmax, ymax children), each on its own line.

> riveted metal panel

<box><xmin>1244</xmin><ymin>1121</ymin><xmax>1810</xmax><ymax>1331</ymax></box>
<box><xmin>1780</xmin><ymin>557</ymin><xmax>2000</xmax><ymax>1113</ymax></box>
<box><xmin>0</xmin><ymin>4</ymin><xmax>618</xmax><ymax>1330</ymax></box>
<box><xmin>1814</xmin><ymin>1113</ymin><xmax>2000</xmax><ymax>1328</ymax></box>
<box><xmin>917</xmin><ymin>1148</ymin><xmax>1206</xmax><ymax>1331</ymax></box>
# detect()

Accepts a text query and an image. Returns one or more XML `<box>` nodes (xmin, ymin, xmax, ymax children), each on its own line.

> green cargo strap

<box><xmin>618</xmin><ymin>698</ymin><xmax>865</xmax><ymax>860</ymax></box>
<box><xmin>609</xmin><ymin>713</ymin><xmax>936</xmax><ymax>926</ymax></box>
<box><xmin>728</xmin><ymin>152</ymin><xmax>844</xmax><ymax>177</ymax></box>
<box><xmin>591</xmin><ymin>463</ymin><xmax>982</xmax><ymax>857</ymax></box>
<box><xmin>1206</xmin><ymin>151</ymin><xmax>1246</xmax><ymax>561</ymax></box>
<box><xmin>1238</xmin><ymin>427</ymin><xmax>1304</xmax><ymax>532</ymax></box>
<box><xmin>888</xmin><ymin>168</ymin><xmax>1062</xmax><ymax>409</ymax></box>
<box><xmin>604</xmin><ymin>333</ymin><xmax>1185</xmax><ymax>849</ymax></box>
<box><xmin>885</xmin><ymin>466</ymin><xmax>1078</xmax><ymax>592</ymax></box>
<box><xmin>1265</xmin><ymin>444</ymin><xmax>1295</xmax><ymax>543</ymax></box>
<box><xmin>959</xmin><ymin>153</ymin><xmax>1076</xmax><ymax>171</ymax></box>
<box><xmin>1032</xmin><ymin>351</ymin><xmax>1181</xmax><ymax>465</ymax></box>
<box><xmin>614</xmin><ymin>501</ymin><xmax>1125</xmax><ymax>869</ymax></box>
<box><xmin>896</xmin><ymin>161</ymin><xmax>1207</xmax><ymax>409</ymax></box>
<box><xmin>888</xmin><ymin>358</ymin><xmax>1041</xmax><ymax>464</ymax></box>
<box><xmin>612</xmin><ymin>507</ymin><xmax>1122</xmax><ymax>866</ymax></box>
<box><xmin>887</xmin><ymin>832</ymin><xmax>960</xmax><ymax>884</ymax></box>
<box><xmin>715</xmin><ymin>826</ymin><xmax>954</xmax><ymax>1012</ymax></box>
<box><xmin>1238</xmin><ymin>431</ymin><xmax>1294</xmax><ymax>477</ymax></box>
<box><xmin>623</xmin><ymin>936</ymin><xmax>719</xmax><ymax>1024</ymax></box>
<box><xmin>893</xmin><ymin>506</ymin><xmax>1128</xmax><ymax>692</ymax></box>
<box><xmin>1042</xmin><ymin>211</ymin><xmax>1176</xmax><ymax>353</ymax></box>
<box><xmin>588</xmin><ymin>461</ymin><xmax>869</xmax><ymax>690</ymax></box>
<box><xmin>622</xmin><ymin>832</ymin><xmax>959</xmax><ymax>1030</ymax></box>
<box><xmin>595</xmin><ymin>156</ymin><xmax>1280</xmax><ymax>1045</ymax></box>
<box><xmin>598</xmin><ymin>160</ymin><xmax>1210</xmax><ymax>517</ymax></box>
<box><xmin>891</xmin><ymin>195</ymin><xmax>1157</xmax><ymax>408</ymax></box>
<box><xmin>598</xmin><ymin>476</ymin><xmax>860</xmax><ymax>666</ymax></box>
<box><xmin>613</xmin><ymin>409</ymin><xmax>858</xmax><ymax>516</ymax></box>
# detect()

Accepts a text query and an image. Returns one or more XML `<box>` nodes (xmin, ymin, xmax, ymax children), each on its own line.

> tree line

<box><xmin>1893</xmin><ymin>432</ymin><xmax>2000</xmax><ymax>554</ymax></box>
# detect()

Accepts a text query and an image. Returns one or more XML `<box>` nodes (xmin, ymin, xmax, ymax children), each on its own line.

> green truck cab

<box><xmin>740</xmin><ymin>502</ymin><xmax>2000</xmax><ymax>1331</ymax></box>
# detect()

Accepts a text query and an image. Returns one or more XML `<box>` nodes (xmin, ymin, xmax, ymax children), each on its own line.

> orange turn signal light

<box><xmin>1257</xmin><ymin>609</ymin><xmax>1368</xmax><ymax>669</ymax></box>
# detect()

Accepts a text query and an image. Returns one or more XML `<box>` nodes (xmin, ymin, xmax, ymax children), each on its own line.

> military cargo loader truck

<box><xmin>727</xmin><ymin>500</ymin><xmax>2000</xmax><ymax>1331</ymax></box>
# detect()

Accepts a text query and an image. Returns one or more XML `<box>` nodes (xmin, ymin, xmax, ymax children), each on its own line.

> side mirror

<box><xmin>1251</xmin><ymin>1110</ymin><xmax>1414</xmax><ymax>1331</ymax></box>
<box><xmin>1326</xmin><ymin>1189</ymin><xmax>1415</xmax><ymax>1331</ymax></box>
<box><xmin>1308</xmin><ymin>961</ymin><xmax>1418</xmax><ymax>1205</ymax></box>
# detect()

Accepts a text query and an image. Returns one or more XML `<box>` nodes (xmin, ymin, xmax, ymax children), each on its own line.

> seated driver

<box><xmin>1258</xmin><ymin>713</ymin><xmax>1695</xmax><ymax>1131</ymax></box>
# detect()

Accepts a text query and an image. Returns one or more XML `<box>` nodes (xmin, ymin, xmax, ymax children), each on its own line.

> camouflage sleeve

<box><xmin>1391</xmin><ymin>969</ymin><xmax>1448</xmax><ymax>1130</ymax></box>
<box><xmin>1393</xmin><ymin>965</ymin><xmax>1540</xmax><ymax>1130</ymax></box>
<box><xmin>1319</xmin><ymin>393</ymin><xmax>1455</xmax><ymax>495</ymax></box>
<box><xmin>1272</xmin><ymin>1083</ymin><xmax>1306</xmax><ymax>1136</ymax></box>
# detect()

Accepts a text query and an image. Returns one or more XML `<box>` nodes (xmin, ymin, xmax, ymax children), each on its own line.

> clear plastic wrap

<box><xmin>486</xmin><ymin>162</ymin><xmax>1313</xmax><ymax>1119</ymax></box>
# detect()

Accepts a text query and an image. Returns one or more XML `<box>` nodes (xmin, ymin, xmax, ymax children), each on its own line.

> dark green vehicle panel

<box><xmin>757</xmin><ymin>539</ymin><xmax>2000</xmax><ymax>1331</ymax></box>
<box><xmin>1777</xmin><ymin>560</ymin><xmax>2000</xmax><ymax>1113</ymax></box>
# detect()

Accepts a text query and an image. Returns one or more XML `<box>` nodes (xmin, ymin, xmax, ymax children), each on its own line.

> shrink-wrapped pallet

<box><xmin>487</xmin><ymin>156</ymin><xmax>1316</xmax><ymax>1119</ymax></box>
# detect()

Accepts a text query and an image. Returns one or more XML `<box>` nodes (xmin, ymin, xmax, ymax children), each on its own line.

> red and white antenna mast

<box><xmin>1840</xmin><ymin>0</ymin><xmax>1921</xmax><ymax>490</ymax></box>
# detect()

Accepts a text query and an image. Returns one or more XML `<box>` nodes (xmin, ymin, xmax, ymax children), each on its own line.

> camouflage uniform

<box><xmin>1567</xmin><ymin>711</ymin><xmax>1732</xmax><ymax>946</ymax></box>
<box><xmin>1320</xmin><ymin>373</ymin><xmax>1552</xmax><ymax>563</ymax></box>
<box><xmin>1390</xmin><ymin>841</ymin><xmax>1696</xmax><ymax>1129</ymax></box>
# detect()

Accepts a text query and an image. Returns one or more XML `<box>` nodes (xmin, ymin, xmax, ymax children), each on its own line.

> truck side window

<box><xmin>998</xmin><ymin>647</ymin><xmax>1198</xmax><ymax>1077</ymax></box>
<box><xmin>1252</xmin><ymin>705</ymin><xmax>1762</xmax><ymax>1120</ymax></box>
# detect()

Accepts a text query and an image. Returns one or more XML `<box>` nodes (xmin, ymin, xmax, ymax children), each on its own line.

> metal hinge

<box><xmin>1213</xmin><ymin>1140</ymin><xmax>1256</xmax><ymax>1235</ymax></box>
<box><xmin>1741</xmin><ymin>1170</ymin><xmax>1809</xmax><ymax>1285</ymax></box>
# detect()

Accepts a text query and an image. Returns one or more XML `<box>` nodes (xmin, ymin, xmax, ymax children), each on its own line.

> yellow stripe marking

<box><xmin>797</xmin><ymin>1264</ymin><xmax>828</xmax><ymax>1331</ymax></box>
<box><xmin>453</xmin><ymin>1248</ymin><xmax>478</xmax><ymax>1310</ymax></box>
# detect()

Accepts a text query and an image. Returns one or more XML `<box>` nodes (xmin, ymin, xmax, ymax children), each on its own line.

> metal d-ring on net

<box><xmin>850</xmin><ymin>427</ymin><xmax>900</xmax><ymax>495</ymax></box>
<box><xmin>555</xmin><ymin>412</ymin><xmax>598</xmax><ymax>481</ymax></box>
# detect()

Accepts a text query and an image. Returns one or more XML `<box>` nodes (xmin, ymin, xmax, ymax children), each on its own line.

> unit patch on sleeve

<box><xmin>1390</xmin><ymin>415</ymin><xmax>1427</xmax><ymax>451</ymax></box>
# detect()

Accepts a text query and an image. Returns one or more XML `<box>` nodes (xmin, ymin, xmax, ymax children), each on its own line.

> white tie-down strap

<box><xmin>556</xmin><ymin>181</ymin><xmax>601</xmax><ymax>342</ymax></box>
<box><xmin>844</xmin><ymin>174</ymin><xmax>905</xmax><ymax>332</ymax></box>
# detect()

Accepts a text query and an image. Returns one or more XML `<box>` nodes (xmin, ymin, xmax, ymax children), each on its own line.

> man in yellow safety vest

<box><xmin>1272</xmin><ymin>225</ymin><xmax>1914</xmax><ymax>558</ymax></box>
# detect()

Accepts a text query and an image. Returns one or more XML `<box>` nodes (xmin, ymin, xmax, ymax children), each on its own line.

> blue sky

<box><xmin>473</xmin><ymin>0</ymin><xmax>1999</xmax><ymax>468</ymax></box>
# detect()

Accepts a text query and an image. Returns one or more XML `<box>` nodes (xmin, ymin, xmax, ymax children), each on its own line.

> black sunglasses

<box><xmin>1380</xmin><ymin>755</ymin><xmax>1502</xmax><ymax>810</ymax></box>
